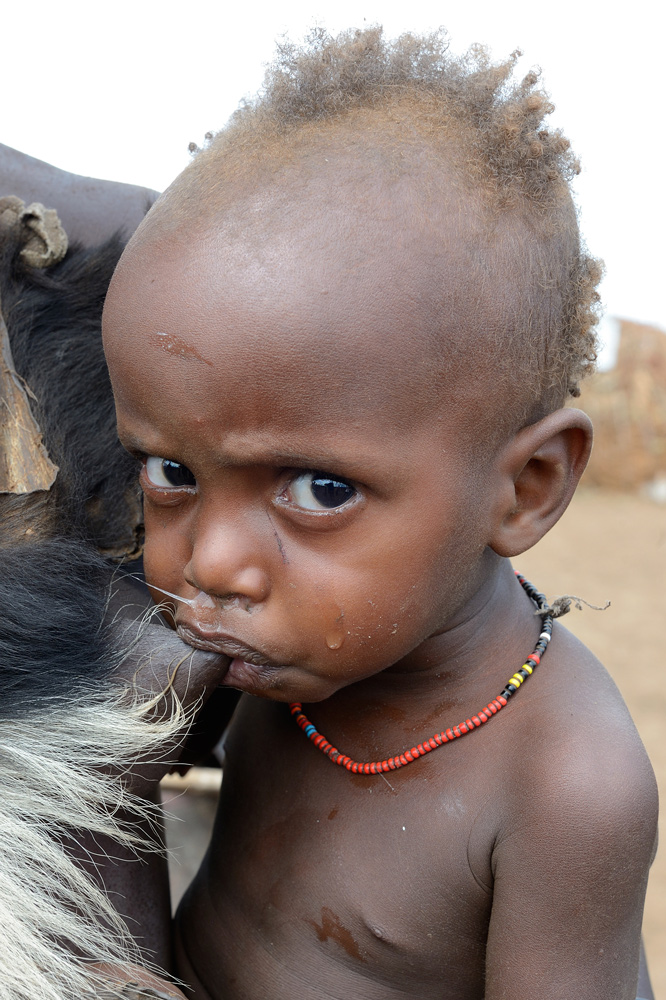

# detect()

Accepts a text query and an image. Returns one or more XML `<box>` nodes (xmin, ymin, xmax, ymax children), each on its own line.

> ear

<box><xmin>489</xmin><ymin>408</ymin><xmax>592</xmax><ymax>558</ymax></box>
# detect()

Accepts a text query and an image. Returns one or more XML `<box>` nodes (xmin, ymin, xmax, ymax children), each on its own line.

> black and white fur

<box><xmin>0</xmin><ymin>232</ymin><xmax>183</xmax><ymax>1000</ymax></box>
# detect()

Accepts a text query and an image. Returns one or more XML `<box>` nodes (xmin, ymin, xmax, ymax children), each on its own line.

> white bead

<box><xmin>539</xmin><ymin>632</ymin><xmax>551</xmax><ymax>642</ymax></box>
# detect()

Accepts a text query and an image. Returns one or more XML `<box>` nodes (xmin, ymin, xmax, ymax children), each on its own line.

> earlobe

<box><xmin>489</xmin><ymin>408</ymin><xmax>593</xmax><ymax>558</ymax></box>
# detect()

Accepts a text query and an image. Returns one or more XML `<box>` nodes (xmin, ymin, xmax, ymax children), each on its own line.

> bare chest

<box><xmin>178</xmin><ymin>699</ymin><xmax>499</xmax><ymax>1000</ymax></box>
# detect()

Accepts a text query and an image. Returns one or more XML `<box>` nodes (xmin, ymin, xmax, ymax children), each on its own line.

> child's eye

<box><xmin>289</xmin><ymin>471</ymin><xmax>357</xmax><ymax>510</ymax></box>
<box><xmin>144</xmin><ymin>456</ymin><xmax>197</xmax><ymax>489</ymax></box>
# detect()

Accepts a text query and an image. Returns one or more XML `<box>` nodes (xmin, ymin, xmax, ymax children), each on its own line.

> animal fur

<box><xmin>0</xmin><ymin>230</ymin><xmax>143</xmax><ymax>558</ymax></box>
<box><xmin>0</xmin><ymin>667</ymin><xmax>183</xmax><ymax>1000</ymax></box>
<box><xmin>0</xmin><ymin>227</ymin><xmax>181</xmax><ymax>999</ymax></box>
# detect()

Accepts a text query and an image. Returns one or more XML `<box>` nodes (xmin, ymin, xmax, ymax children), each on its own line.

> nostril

<box><xmin>183</xmin><ymin>558</ymin><xmax>270</xmax><ymax>607</ymax></box>
<box><xmin>216</xmin><ymin>594</ymin><xmax>263</xmax><ymax>614</ymax></box>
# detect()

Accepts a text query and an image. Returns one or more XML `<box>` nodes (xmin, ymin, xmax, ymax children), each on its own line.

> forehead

<box><xmin>103</xmin><ymin>155</ymin><xmax>518</xmax><ymax>452</ymax></box>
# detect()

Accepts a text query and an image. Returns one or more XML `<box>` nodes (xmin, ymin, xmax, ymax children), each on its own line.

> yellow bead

<box><xmin>511</xmin><ymin>674</ymin><xmax>524</xmax><ymax>686</ymax></box>
<box><xmin>522</xmin><ymin>662</ymin><xmax>533</xmax><ymax>674</ymax></box>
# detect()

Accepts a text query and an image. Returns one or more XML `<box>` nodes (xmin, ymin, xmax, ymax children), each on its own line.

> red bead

<box><xmin>288</xmin><ymin>575</ymin><xmax>550</xmax><ymax>775</ymax></box>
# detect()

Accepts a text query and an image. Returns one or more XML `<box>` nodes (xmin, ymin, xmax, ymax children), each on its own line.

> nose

<box><xmin>183</xmin><ymin>517</ymin><xmax>271</xmax><ymax>610</ymax></box>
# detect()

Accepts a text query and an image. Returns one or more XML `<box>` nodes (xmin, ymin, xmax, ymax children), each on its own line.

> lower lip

<box><xmin>223</xmin><ymin>657</ymin><xmax>282</xmax><ymax>692</ymax></box>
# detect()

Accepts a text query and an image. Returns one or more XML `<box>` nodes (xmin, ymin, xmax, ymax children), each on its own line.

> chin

<box><xmin>221</xmin><ymin>657</ymin><xmax>339</xmax><ymax>704</ymax></box>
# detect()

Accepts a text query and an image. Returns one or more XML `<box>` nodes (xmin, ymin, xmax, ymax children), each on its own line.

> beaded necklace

<box><xmin>289</xmin><ymin>572</ymin><xmax>552</xmax><ymax>775</ymax></box>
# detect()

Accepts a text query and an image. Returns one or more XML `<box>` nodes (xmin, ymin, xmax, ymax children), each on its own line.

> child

<box><xmin>102</xmin><ymin>27</ymin><xmax>658</xmax><ymax>1000</ymax></box>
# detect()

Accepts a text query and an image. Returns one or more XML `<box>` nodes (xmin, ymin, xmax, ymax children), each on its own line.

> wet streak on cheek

<box><xmin>150</xmin><ymin>331</ymin><xmax>214</xmax><ymax>367</ymax></box>
<box><xmin>325</xmin><ymin>608</ymin><xmax>346</xmax><ymax>651</ymax></box>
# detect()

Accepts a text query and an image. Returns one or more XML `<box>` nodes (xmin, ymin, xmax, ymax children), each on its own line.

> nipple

<box><xmin>325</xmin><ymin>630</ymin><xmax>346</xmax><ymax>651</ymax></box>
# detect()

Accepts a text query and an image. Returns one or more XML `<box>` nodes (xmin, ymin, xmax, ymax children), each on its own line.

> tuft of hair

<box><xmin>194</xmin><ymin>25</ymin><xmax>601</xmax><ymax>407</ymax></box>
<box><xmin>0</xmin><ymin>678</ymin><xmax>186</xmax><ymax>1000</ymax></box>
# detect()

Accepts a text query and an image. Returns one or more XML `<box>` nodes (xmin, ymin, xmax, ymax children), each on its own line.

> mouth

<box><xmin>176</xmin><ymin>623</ymin><xmax>282</xmax><ymax>671</ymax></box>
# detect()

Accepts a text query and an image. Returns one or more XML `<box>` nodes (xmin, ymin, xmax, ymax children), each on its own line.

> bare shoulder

<box><xmin>484</xmin><ymin>623</ymin><xmax>657</xmax><ymax>998</ymax></box>
<box><xmin>498</xmin><ymin>619</ymin><xmax>658</xmax><ymax>864</ymax></box>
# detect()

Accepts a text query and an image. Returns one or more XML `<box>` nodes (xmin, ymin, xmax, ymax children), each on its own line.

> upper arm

<box><xmin>485</xmin><ymin>728</ymin><xmax>658</xmax><ymax>1000</ymax></box>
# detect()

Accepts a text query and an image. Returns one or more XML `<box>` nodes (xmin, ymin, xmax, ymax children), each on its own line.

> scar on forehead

<box><xmin>151</xmin><ymin>331</ymin><xmax>213</xmax><ymax>367</ymax></box>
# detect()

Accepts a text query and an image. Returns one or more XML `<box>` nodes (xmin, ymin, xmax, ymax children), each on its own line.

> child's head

<box><xmin>102</xmin><ymin>27</ymin><xmax>596</xmax><ymax>702</ymax></box>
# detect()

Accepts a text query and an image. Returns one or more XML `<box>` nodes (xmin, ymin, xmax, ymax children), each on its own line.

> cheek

<box><xmin>300</xmin><ymin>540</ymin><xmax>453</xmax><ymax>668</ymax></box>
<box><xmin>142</xmin><ymin>506</ymin><xmax>191</xmax><ymax>591</ymax></box>
<box><xmin>316</xmin><ymin>506</ymin><xmax>485</xmax><ymax>659</ymax></box>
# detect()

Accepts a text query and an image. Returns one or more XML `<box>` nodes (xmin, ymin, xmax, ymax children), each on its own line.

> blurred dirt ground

<box><xmin>163</xmin><ymin>487</ymin><xmax>666</xmax><ymax>995</ymax></box>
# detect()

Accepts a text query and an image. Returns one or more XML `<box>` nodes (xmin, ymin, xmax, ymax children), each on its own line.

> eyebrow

<box><xmin>244</xmin><ymin>448</ymin><xmax>364</xmax><ymax>471</ymax></box>
<box><xmin>116</xmin><ymin>431</ymin><xmax>149</xmax><ymax>456</ymax></box>
<box><xmin>118</xmin><ymin>432</ymin><xmax>385</xmax><ymax>479</ymax></box>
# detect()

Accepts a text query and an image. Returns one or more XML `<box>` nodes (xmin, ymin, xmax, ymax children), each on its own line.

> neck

<box><xmin>317</xmin><ymin>557</ymin><xmax>542</xmax><ymax>729</ymax></box>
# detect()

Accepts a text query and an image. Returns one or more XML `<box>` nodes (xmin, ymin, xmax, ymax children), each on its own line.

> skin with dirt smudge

<box><xmin>103</xmin><ymin>140</ymin><xmax>658</xmax><ymax>1000</ymax></box>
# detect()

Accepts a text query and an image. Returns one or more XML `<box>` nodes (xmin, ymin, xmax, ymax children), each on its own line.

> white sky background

<box><xmin>2</xmin><ymin>0</ymin><xmax>664</xmax><ymax>350</ymax></box>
